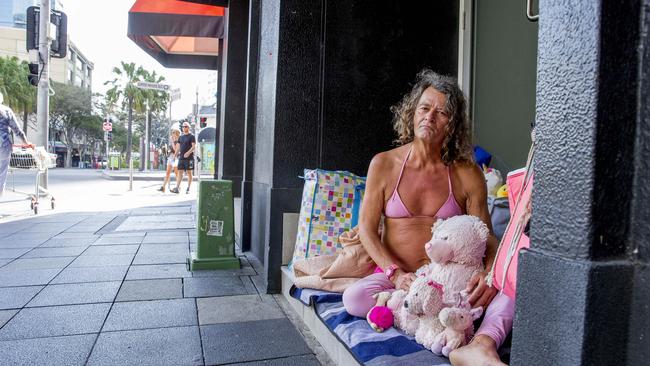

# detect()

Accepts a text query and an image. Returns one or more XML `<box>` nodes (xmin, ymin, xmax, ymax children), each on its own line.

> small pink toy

<box><xmin>431</xmin><ymin>294</ymin><xmax>484</xmax><ymax>357</ymax></box>
<box><xmin>366</xmin><ymin>291</ymin><xmax>394</xmax><ymax>332</ymax></box>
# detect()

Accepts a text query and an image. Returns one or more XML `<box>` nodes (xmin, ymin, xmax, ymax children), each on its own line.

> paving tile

<box><xmin>0</xmin><ymin>303</ymin><xmax>111</xmax><ymax>340</ymax></box>
<box><xmin>0</xmin><ymin>226</ymin><xmax>25</xmax><ymax>237</ymax></box>
<box><xmin>0</xmin><ymin>257</ymin><xmax>75</xmax><ymax>271</ymax></box>
<box><xmin>52</xmin><ymin>232</ymin><xmax>99</xmax><ymax>240</ymax></box>
<box><xmin>190</xmin><ymin>266</ymin><xmax>256</xmax><ymax>277</ymax></box>
<box><xmin>64</xmin><ymin>225</ymin><xmax>102</xmax><ymax>233</ymax></box>
<box><xmin>0</xmin><ymin>240</ymin><xmax>43</xmax><ymax>249</ymax></box>
<box><xmin>241</xmin><ymin>276</ymin><xmax>260</xmax><ymax>295</ymax></box>
<box><xmin>26</xmin><ymin>281</ymin><xmax>121</xmax><ymax>307</ymax></box>
<box><xmin>92</xmin><ymin>236</ymin><xmax>144</xmax><ymax>246</ymax></box>
<box><xmin>0</xmin><ymin>334</ymin><xmax>96</xmax><ymax>366</ymax></box>
<box><xmin>116</xmin><ymin>279</ymin><xmax>183</xmax><ymax>302</ymax></box>
<box><xmin>0</xmin><ymin>309</ymin><xmax>17</xmax><ymax>328</ymax></box>
<box><xmin>141</xmin><ymin>235</ymin><xmax>189</xmax><ymax>244</ymax></box>
<box><xmin>0</xmin><ymin>269</ymin><xmax>61</xmax><ymax>287</ymax></box>
<box><xmin>51</xmin><ymin>265</ymin><xmax>129</xmax><ymax>284</ymax></box>
<box><xmin>103</xmin><ymin>298</ymin><xmax>197</xmax><ymax>331</ymax></box>
<box><xmin>83</xmin><ymin>245</ymin><xmax>139</xmax><ymax>256</ymax></box>
<box><xmin>21</xmin><ymin>246</ymin><xmax>88</xmax><ymax>258</ymax></box>
<box><xmin>34</xmin><ymin>214</ymin><xmax>90</xmax><ymax>223</ymax></box>
<box><xmin>87</xmin><ymin>326</ymin><xmax>202</xmax><ymax>366</ymax></box>
<box><xmin>146</xmin><ymin>230</ymin><xmax>191</xmax><ymax>237</ymax></box>
<box><xmin>183</xmin><ymin>276</ymin><xmax>248</xmax><ymax>298</ymax></box>
<box><xmin>125</xmin><ymin>264</ymin><xmax>192</xmax><ymax>280</ymax></box>
<box><xmin>0</xmin><ymin>286</ymin><xmax>43</xmax><ymax>310</ymax></box>
<box><xmin>40</xmin><ymin>237</ymin><xmax>98</xmax><ymax>247</ymax></box>
<box><xmin>17</xmin><ymin>223</ymin><xmax>74</xmax><ymax>233</ymax></box>
<box><xmin>197</xmin><ymin>295</ymin><xmax>284</xmax><ymax>325</ymax></box>
<box><xmin>229</xmin><ymin>355</ymin><xmax>320</xmax><ymax>366</ymax></box>
<box><xmin>201</xmin><ymin>319</ymin><xmax>312</xmax><ymax>365</ymax></box>
<box><xmin>69</xmin><ymin>254</ymin><xmax>134</xmax><ymax>267</ymax></box>
<box><xmin>132</xmin><ymin>252</ymin><xmax>187</xmax><ymax>265</ymax></box>
<box><xmin>138</xmin><ymin>243</ymin><xmax>188</xmax><ymax>254</ymax></box>
<box><xmin>100</xmin><ymin>232</ymin><xmax>146</xmax><ymax>238</ymax></box>
<box><xmin>0</xmin><ymin>259</ymin><xmax>9</xmax><ymax>268</ymax></box>
<box><xmin>118</xmin><ymin>221</ymin><xmax>195</xmax><ymax>232</ymax></box>
<box><xmin>1</xmin><ymin>234</ymin><xmax>53</xmax><ymax>245</ymax></box>
<box><xmin>0</xmin><ymin>248</ymin><xmax>29</xmax><ymax>259</ymax></box>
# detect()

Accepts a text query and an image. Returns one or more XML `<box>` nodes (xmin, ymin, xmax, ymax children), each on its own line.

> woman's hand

<box><xmin>465</xmin><ymin>271</ymin><xmax>497</xmax><ymax>308</ymax></box>
<box><xmin>392</xmin><ymin>270</ymin><xmax>417</xmax><ymax>291</ymax></box>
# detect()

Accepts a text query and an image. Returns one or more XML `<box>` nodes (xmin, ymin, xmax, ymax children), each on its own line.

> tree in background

<box><xmin>0</xmin><ymin>56</ymin><xmax>36</xmax><ymax>135</ymax></box>
<box><xmin>49</xmin><ymin>81</ymin><xmax>92</xmax><ymax>167</ymax></box>
<box><xmin>141</xmin><ymin>69</ymin><xmax>169</xmax><ymax>169</ymax></box>
<box><xmin>104</xmin><ymin>62</ymin><xmax>148</xmax><ymax>165</ymax></box>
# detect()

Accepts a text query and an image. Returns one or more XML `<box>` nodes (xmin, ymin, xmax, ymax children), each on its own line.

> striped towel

<box><xmin>291</xmin><ymin>286</ymin><xmax>451</xmax><ymax>366</ymax></box>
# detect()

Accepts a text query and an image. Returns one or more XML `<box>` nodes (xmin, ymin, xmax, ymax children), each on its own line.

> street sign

<box><xmin>171</xmin><ymin>88</ymin><xmax>181</xmax><ymax>102</ymax></box>
<box><xmin>136</xmin><ymin>81</ymin><xmax>170</xmax><ymax>91</ymax></box>
<box><xmin>102</xmin><ymin>121</ymin><xmax>112</xmax><ymax>131</ymax></box>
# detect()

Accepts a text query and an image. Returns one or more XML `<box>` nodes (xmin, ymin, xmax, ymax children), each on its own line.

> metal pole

<box><xmin>145</xmin><ymin>101</ymin><xmax>149</xmax><ymax>170</ymax></box>
<box><xmin>36</xmin><ymin>0</ymin><xmax>50</xmax><ymax>190</ymax></box>
<box><xmin>105</xmin><ymin>130</ymin><xmax>109</xmax><ymax>172</ymax></box>
<box><xmin>129</xmin><ymin>158</ymin><xmax>133</xmax><ymax>191</ymax></box>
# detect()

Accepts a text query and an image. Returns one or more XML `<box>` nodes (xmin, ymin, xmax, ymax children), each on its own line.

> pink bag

<box><xmin>488</xmin><ymin>147</ymin><xmax>534</xmax><ymax>299</ymax></box>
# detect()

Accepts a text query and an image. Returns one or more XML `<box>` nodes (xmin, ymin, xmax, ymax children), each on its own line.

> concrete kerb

<box><xmin>100</xmin><ymin>171</ymin><xmax>204</xmax><ymax>182</ymax></box>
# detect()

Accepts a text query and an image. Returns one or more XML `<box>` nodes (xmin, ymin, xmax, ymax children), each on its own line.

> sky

<box><xmin>60</xmin><ymin>0</ymin><xmax>217</xmax><ymax>120</ymax></box>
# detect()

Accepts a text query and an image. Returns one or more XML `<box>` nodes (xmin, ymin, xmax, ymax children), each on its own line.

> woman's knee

<box><xmin>343</xmin><ymin>283</ymin><xmax>375</xmax><ymax>317</ymax></box>
<box><xmin>342</xmin><ymin>275</ymin><xmax>393</xmax><ymax>317</ymax></box>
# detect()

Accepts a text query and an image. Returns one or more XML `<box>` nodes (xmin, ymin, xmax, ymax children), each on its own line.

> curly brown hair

<box><xmin>391</xmin><ymin>69</ymin><xmax>474</xmax><ymax>165</ymax></box>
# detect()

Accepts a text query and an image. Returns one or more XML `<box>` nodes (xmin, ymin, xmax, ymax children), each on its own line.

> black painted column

<box><xmin>239</xmin><ymin>0</ymin><xmax>260</xmax><ymax>252</ymax></box>
<box><xmin>217</xmin><ymin>0</ymin><xmax>249</xmax><ymax>197</ymax></box>
<box><xmin>511</xmin><ymin>1</ymin><xmax>647</xmax><ymax>365</ymax></box>
<box><xmin>250</xmin><ymin>0</ymin><xmax>322</xmax><ymax>292</ymax></box>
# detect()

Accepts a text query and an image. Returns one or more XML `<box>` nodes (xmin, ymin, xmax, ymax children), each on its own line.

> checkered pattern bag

<box><xmin>291</xmin><ymin>169</ymin><xmax>366</xmax><ymax>267</ymax></box>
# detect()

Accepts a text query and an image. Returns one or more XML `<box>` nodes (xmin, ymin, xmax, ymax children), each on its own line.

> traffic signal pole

<box><xmin>36</xmin><ymin>0</ymin><xmax>50</xmax><ymax>190</ymax></box>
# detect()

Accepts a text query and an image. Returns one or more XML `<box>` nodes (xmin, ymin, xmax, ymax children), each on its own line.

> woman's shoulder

<box><xmin>370</xmin><ymin>144</ymin><xmax>410</xmax><ymax>168</ymax></box>
<box><xmin>451</xmin><ymin>161</ymin><xmax>485</xmax><ymax>190</ymax></box>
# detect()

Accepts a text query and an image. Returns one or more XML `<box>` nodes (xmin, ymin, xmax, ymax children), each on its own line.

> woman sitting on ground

<box><xmin>342</xmin><ymin>70</ymin><xmax>505</xmax><ymax>365</ymax></box>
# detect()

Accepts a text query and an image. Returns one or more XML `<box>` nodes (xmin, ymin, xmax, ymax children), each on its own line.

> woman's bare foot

<box><xmin>449</xmin><ymin>335</ymin><xmax>507</xmax><ymax>366</ymax></box>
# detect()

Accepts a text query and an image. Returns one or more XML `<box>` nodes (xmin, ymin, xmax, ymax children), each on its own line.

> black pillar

<box><xmin>240</xmin><ymin>0</ymin><xmax>261</xmax><ymax>252</ymax></box>
<box><xmin>249</xmin><ymin>0</ymin><xmax>458</xmax><ymax>293</ymax></box>
<box><xmin>217</xmin><ymin>0</ymin><xmax>249</xmax><ymax>197</ymax></box>
<box><xmin>511</xmin><ymin>1</ymin><xmax>648</xmax><ymax>365</ymax></box>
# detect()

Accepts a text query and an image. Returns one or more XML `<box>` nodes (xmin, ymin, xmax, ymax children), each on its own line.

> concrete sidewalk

<box><xmin>0</xmin><ymin>201</ymin><xmax>330</xmax><ymax>365</ymax></box>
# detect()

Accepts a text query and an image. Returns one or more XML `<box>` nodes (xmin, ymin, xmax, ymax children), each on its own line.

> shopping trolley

<box><xmin>8</xmin><ymin>144</ymin><xmax>55</xmax><ymax>214</ymax></box>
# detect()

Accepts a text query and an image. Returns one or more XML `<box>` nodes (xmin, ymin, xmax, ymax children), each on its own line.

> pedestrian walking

<box><xmin>158</xmin><ymin>126</ymin><xmax>180</xmax><ymax>193</ymax></box>
<box><xmin>0</xmin><ymin>91</ymin><xmax>34</xmax><ymax>196</ymax></box>
<box><xmin>171</xmin><ymin>121</ymin><xmax>195</xmax><ymax>194</ymax></box>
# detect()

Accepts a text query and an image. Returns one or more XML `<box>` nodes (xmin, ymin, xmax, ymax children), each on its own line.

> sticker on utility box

<box><xmin>207</xmin><ymin>220</ymin><xmax>224</xmax><ymax>236</ymax></box>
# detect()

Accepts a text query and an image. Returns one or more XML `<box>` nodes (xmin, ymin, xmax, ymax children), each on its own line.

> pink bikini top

<box><xmin>384</xmin><ymin>147</ymin><xmax>463</xmax><ymax>219</ymax></box>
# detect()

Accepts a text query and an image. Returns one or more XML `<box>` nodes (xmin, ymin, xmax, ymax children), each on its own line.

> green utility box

<box><xmin>188</xmin><ymin>180</ymin><xmax>240</xmax><ymax>270</ymax></box>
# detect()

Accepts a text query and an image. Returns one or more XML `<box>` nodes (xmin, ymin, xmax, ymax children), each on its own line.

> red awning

<box><xmin>127</xmin><ymin>0</ymin><xmax>226</xmax><ymax>69</ymax></box>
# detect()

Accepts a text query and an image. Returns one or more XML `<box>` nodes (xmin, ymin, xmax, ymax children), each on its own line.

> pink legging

<box><xmin>474</xmin><ymin>292</ymin><xmax>514</xmax><ymax>348</ymax></box>
<box><xmin>342</xmin><ymin>272</ymin><xmax>395</xmax><ymax>317</ymax></box>
<box><xmin>342</xmin><ymin>273</ymin><xmax>515</xmax><ymax>348</ymax></box>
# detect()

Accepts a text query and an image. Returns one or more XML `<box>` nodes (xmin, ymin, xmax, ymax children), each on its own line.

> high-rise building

<box><xmin>0</xmin><ymin>0</ymin><xmax>93</xmax><ymax>90</ymax></box>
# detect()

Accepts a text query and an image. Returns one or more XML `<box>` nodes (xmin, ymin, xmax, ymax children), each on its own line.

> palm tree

<box><xmin>141</xmin><ymin>70</ymin><xmax>169</xmax><ymax>169</ymax></box>
<box><xmin>104</xmin><ymin>62</ymin><xmax>148</xmax><ymax>165</ymax></box>
<box><xmin>0</xmin><ymin>56</ymin><xmax>36</xmax><ymax>135</ymax></box>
